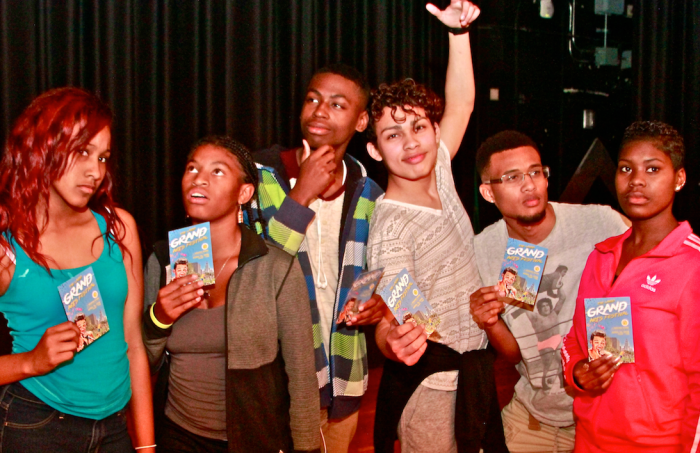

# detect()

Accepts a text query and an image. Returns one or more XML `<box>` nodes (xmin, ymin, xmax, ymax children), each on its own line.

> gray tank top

<box><xmin>165</xmin><ymin>305</ymin><xmax>227</xmax><ymax>440</ymax></box>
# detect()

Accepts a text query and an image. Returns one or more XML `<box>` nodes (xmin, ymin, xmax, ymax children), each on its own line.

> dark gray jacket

<box><xmin>142</xmin><ymin>226</ymin><xmax>320</xmax><ymax>453</ymax></box>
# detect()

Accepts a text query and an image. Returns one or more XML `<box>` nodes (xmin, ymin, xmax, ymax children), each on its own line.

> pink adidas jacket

<box><xmin>562</xmin><ymin>222</ymin><xmax>700</xmax><ymax>453</ymax></box>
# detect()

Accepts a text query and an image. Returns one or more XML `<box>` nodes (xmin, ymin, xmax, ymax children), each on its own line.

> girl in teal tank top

<box><xmin>0</xmin><ymin>88</ymin><xmax>155</xmax><ymax>452</ymax></box>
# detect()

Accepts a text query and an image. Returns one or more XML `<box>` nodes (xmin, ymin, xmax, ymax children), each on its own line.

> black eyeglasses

<box><xmin>483</xmin><ymin>166</ymin><xmax>550</xmax><ymax>185</ymax></box>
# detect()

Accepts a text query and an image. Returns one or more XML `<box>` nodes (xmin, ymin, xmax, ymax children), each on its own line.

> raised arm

<box><xmin>117</xmin><ymin>208</ymin><xmax>155</xmax><ymax>453</ymax></box>
<box><xmin>427</xmin><ymin>1</ymin><xmax>480</xmax><ymax>158</ymax></box>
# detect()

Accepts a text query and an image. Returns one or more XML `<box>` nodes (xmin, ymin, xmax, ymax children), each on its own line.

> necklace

<box><xmin>215</xmin><ymin>252</ymin><xmax>236</xmax><ymax>281</ymax></box>
<box><xmin>204</xmin><ymin>234</ymin><xmax>241</xmax><ymax>298</ymax></box>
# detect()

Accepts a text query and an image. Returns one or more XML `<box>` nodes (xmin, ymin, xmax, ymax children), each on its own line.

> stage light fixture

<box><xmin>540</xmin><ymin>0</ymin><xmax>554</xmax><ymax>18</ymax></box>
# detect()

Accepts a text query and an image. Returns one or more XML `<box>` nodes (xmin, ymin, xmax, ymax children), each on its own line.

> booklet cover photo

<box><xmin>498</xmin><ymin>238</ymin><xmax>548</xmax><ymax>306</ymax></box>
<box><xmin>168</xmin><ymin>222</ymin><xmax>215</xmax><ymax>286</ymax></box>
<box><xmin>379</xmin><ymin>268</ymin><xmax>441</xmax><ymax>341</ymax></box>
<box><xmin>336</xmin><ymin>268</ymin><xmax>384</xmax><ymax>324</ymax></box>
<box><xmin>584</xmin><ymin>296</ymin><xmax>635</xmax><ymax>363</ymax></box>
<box><xmin>58</xmin><ymin>266</ymin><xmax>109</xmax><ymax>352</ymax></box>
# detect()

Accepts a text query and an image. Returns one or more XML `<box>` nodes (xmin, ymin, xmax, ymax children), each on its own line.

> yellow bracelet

<box><xmin>135</xmin><ymin>445</ymin><xmax>156</xmax><ymax>451</ymax></box>
<box><xmin>150</xmin><ymin>303</ymin><xmax>173</xmax><ymax>329</ymax></box>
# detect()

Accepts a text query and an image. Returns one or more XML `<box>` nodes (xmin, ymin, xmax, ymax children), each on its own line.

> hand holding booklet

<box><xmin>336</xmin><ymin>269</ymin><xmax>384</xmax><ymax>324</ymax></box>
<box><xmin>379</xmin><ymin>268</ymin><xmax>442</xmax><ymax>341</ymax></box>
<box><xmin>584</xmin><ymin>297</ymin><xmax>635</xmax><ymax>363</ymax></box>
<box><xmin>498</xmin><ymin>238</ymin><xmax>548</xmax><ymax>306</ymax></box>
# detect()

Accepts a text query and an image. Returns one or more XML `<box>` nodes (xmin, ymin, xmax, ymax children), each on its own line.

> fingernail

<box><xmin>197</xmin><ymin>289</ymin><xmax>204</xmax><ymax>295</ymax></box>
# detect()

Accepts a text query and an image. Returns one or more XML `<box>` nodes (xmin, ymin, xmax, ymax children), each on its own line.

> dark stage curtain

<box><xmin>1</xmin><ymin>1</ymin><xmax>698</xmax><ymax>352</ymax></box>
<box><xmin>634</xmin><ymin>0</ymin><xmax>700</xmax><ymax>229</ymax></box>
<box><xmin>1</xmin><ymin>0</ymin><xmax>459</xmax><ymax>248</ymax></box>
<box><xmin>0</xmin><ymin>0</ymin><xmax>469</xmax><ymax>357</ymax></box>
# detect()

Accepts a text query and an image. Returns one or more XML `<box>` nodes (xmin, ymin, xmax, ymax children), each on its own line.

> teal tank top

<box><xmin>0</xmin><ymin>212</ymin><xmax>131</xmax><ymax>419</ymax></box>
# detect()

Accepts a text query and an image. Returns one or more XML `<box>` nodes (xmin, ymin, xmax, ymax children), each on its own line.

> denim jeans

<box><xmin>0</xmin><ymin>382</ymin><xmax>134</xmax><ymax>453</ymax></box>
<box><xmin>157</xmin><ymin>415</ymin><xmax>227</xmax><ymax>453</ymax></box>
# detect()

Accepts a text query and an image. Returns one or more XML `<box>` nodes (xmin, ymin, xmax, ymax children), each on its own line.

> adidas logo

<box><xmin>641</xmin><ymin>275</ymin><xmax>661</xmax><ymax>292</ymax></box>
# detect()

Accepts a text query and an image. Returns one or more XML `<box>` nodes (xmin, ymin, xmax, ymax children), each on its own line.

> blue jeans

<box><xmin>157</xmin><ymin>415</ymin><xmax>227</xmax><ymax>453</ymax></box>
<box><xmin>0</xmin><ymin>382</ymin><xmax>134</xmax><ymax>453</ymax></box>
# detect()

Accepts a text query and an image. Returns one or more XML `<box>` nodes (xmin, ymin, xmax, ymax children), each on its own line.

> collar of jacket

<box><xmin>595</xmin><ymin>221</ymin><xmax>690</xmax><ymax>258</ymax></box>
<box><xmin>238</xmin><ymin>223</ymin><xmax>269</xmax><ymax>266</ymax></box>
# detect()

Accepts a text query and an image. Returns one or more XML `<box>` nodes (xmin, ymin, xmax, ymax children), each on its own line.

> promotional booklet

<box><xmin>336</xmin><ymin>268</ymin><xmax>384</xmax><ymax>324</ymax></box>
<box><xmin>584</xmin><ymin>296</ymin><xmax>635</xmax><ymax>363</ymax></box>
<box><xmin>168</xmin><ymin>222</ymin><xmax>215</xmax><ymax>286</ymax></box>
<box><xmin>498</xmin><ymin>238</ymin><xmax>548</xmax><ymax>306</ymax></box>
<box><xmin>58</xmin><ymin>266</ymin><xmax>109</xmax><ymax>352</ymax></box>
<box><xmin>379</xmin><ymin>268</ymin><xmax>441</xmax><ymax>341</ymax></box>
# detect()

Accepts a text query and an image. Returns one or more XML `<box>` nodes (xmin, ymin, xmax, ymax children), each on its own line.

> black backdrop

<box><xmin>633</xmin><ymin>0</ymin><xmax>700</xmax><ymax>233</ymax></box>
<box><xmin>2</xmin><ymin>0</ymin><xmax>698</xmax><ymax>246</ymax></box>
<box><xmin>1</xmin><ymin>0</ymin><xmax>455</xmax><ymax>248</ymax></box>
<box><xmin>1</xmin><ymin>0</ymin><xmax>699</xmax><ymax>354</ymax></box>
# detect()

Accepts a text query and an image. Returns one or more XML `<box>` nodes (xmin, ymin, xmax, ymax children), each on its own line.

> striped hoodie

<box><xmin>254</xmin><ymin>146</ymin><xmax>383</xmax><ymax>419</ymax></box>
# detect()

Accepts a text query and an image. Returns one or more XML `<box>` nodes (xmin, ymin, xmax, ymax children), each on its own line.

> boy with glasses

<box><xmin>469</xmin><ymin>130</ymin><xmax>629</xmax><ymax>453</ymax></box>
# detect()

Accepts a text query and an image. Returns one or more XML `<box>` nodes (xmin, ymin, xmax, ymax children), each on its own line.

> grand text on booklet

<box><xmin>584</xmin><ymin>297</ymin><xmax>635</xmax><ymax>363</ymax></box>
<box><xmin>58</xmin><ymin>266</ymin><xmax>109</xmax><ymax>352</ymax></box>
<box><xmin>499</xmin><ymin>238</ymin><xmax>548</xmax><ymax>306</ymax></box>
<box><xmin>379</xmin><ymin>268</ymin><xmax>442</xmax><ymax>341</ymax></box>
<box><xmin>168</xmin><ymin>222</ymin><xmax>215</xmax><ymax>285</ymax></box>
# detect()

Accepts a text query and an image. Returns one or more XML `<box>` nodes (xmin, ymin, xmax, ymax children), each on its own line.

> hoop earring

<box><xmin>238</xmin><ymin>205</ymin><xmax>244</xmax><ymax>224</ymax></box>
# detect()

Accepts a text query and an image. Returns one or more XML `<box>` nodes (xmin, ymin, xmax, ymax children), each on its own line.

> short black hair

<box><xmin>312</xmin><ymin>63</ymin><xmax>370</xmax><ymax>109</ymax></box>
<box><xmin>621</xmin><ymin>121</ymin><xmax>685</xmax><ymax>170</ymax></box>
<box><xmin>475</xmin><ymin>130</ymin><xmax>540</xmax><ymax>177</ymax></box>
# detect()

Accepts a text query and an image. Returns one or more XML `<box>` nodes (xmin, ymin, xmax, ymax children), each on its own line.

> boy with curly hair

<box><xmin>366</xmin><ymin>2</ymin><xmax>510</xmax><ymax>452</ymax></box>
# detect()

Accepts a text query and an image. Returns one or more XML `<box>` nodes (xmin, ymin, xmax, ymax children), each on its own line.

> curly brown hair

<box><xmin>621</xmin><ymin>121</ymin><xmax>685</xmax><ymax>170</ymax></box>
<box><xmin>366</xmin><ymin>79</ymin><xmax>444</xmax><ymax>144</ymax></box>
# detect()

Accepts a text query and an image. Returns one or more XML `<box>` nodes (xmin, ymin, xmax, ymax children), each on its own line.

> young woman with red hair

<box><xmin>0</xmin><ymin>87</ymin><xmax>155</xmax><ymax>452</ymax></box>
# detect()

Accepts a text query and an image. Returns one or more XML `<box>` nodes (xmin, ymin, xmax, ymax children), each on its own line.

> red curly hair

<box><xmin>0</xmin><ymin>87</ymin><xmax>126</xmax><ymax>271</ymax></box>
<box><xmin>366</xmin><ymin>78</ymin><xmax>444</xmax><ymax>144</ymax></box>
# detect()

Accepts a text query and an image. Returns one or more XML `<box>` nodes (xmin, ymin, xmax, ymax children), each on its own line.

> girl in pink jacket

<box><xmin>562</xmin><ymin>121</ymin><xmax>700</xmax><ymax>452</ymax></box>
